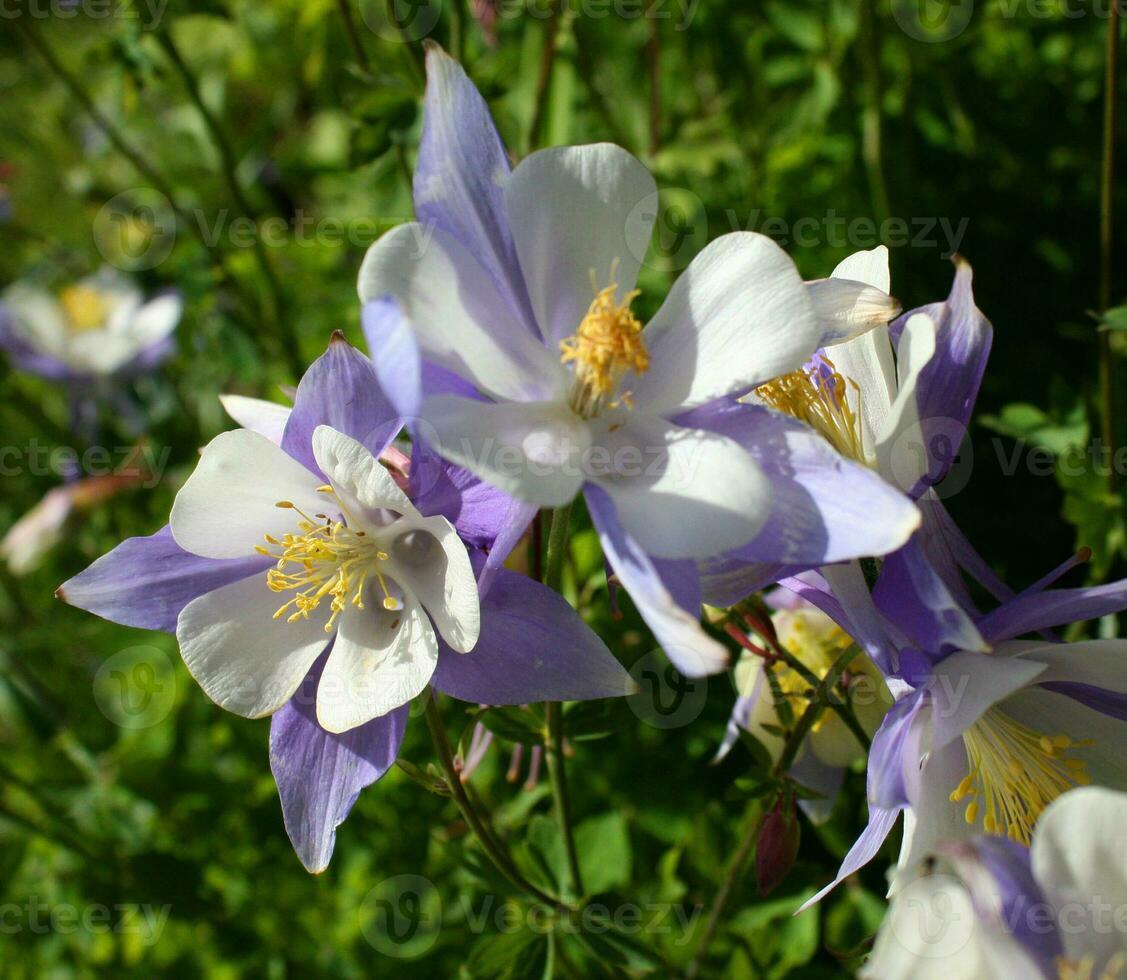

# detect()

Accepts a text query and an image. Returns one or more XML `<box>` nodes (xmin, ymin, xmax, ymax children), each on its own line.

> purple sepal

<box><xmin>58</xmin><ymin>525</ymin><xmax>267</xmax><ymax>633</ymax></box>
<box><xmin>1039</xmin><ymin>681</ymin><xmax>1127</xmax><ymax>721</ymax></box>
<box><xmin>269</xmin><ymin>650</ymin><xmax>409</xmax><ymax>873</ymax></box>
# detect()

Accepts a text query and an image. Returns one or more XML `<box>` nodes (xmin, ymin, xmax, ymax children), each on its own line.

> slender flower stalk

<box><xmin>1100</xmin><ymin>1</ymin><xmax>1121</xmax><ymax>491</ymax></box>
<box><xmin>423</xmin><ymin>693</ymin><xmax>571</xmax><ymax>911</ymax></box>
<box><xmin>541</xmin><ymin>503</ymin><xmax>585</xmax><ymax>900</ymax></box>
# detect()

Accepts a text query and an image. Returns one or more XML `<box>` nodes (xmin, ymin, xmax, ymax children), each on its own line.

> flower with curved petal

<box><xmin>359</xmin><ymin>46</ymin><xmax>913</xmax><ymax>676</ymax></box>
<box><xmin>58</xmin><ymin>333</ymin><xmax>633</xmax><ymax>872</ymax></box>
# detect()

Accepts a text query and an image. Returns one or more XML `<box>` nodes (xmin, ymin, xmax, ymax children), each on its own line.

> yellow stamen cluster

<box><xmin>757</xmin><ymin>358</ymin><xmax>867</xmax><ymax>464</ymax></box>
<box><xmin>769</xmin><ymin>613</ymin><xmax>854</xmax><ymax>735</ymax></box>
<box><xmin>257</xmin><ymin>492</ymin><xmax>398</xmax><ymax>634</ymax></box>
<box><xmin>1058</xmin><ymin>954</ymin><xmax>1127</xmax><ymax>980</ymax></box>
<box><xmin>950</xmin><ymin>708</ymin><xmax>1092</xmax><ymax>845</ymax></box>
<box><xmin>59</xmin><ymin>285</ymin><xmax>111</xmax><ymax>334</ymax></box>
<box><xmin>560</xmin><ymin>278</ymin><xmax>648</xmax><ymax>418</ymax></box>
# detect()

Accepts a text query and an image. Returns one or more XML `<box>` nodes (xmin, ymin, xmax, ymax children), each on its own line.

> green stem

<box><xmin>526</xmin><ymin>0</ymin><xmax>561</xmax><ymax>153</ymax></box>
<box><xmin>859</xmin><ymin>0</ymin><xmax>891</xmax><ymax>226</ymax></box>
<box><xmin>683</xmin><ymin>803</ymin><xmax>763</xmax><ymax>980</ymax></box>
<box><xmin>335</xmin><ymin>0</ymin><xmax>371</xmax><ymax>71</ymax></box>
<box><xmin>1100</xmin><ymin>1</ymin><xmax>1121</xmax><ymax>492</ymax></box>
<box><xmin>541</xmin><ymin>503</ymin><xmax>584</xmax><ymax>900</ymax></box>
<box><xmin>423</xmin><ymin>694</ymin><xmax>570</xmax><ymax>911</ymax></box>
<box><xmin>155</xmin><ymin>29</ymin><xmax>304</xmax><ymax>380</ymax></box>
<box><xmin>685</xmin><ymin>644</ymin><xmax>863</xmax><ymax>977</ymax></box>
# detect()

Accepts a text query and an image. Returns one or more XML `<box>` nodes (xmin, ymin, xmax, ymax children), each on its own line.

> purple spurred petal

<box><xmin>414</xmin><ymin>44</ymin><xmax>536</xmax><ymax>332</ymax></box>
<box><xmin>269</xmin><ymin>651</ymin><xmax>409</xmax><ymax>873</ymax></box>
<box><xmin>585</xmin><ymin>484</ymin><xmax>728</xmax><ymax>678</ymax></box>
<box><xmin>890</xmin><ymin>258</ymin><xmax>992</xmax><ymax>495</ymax></box>
<box><xmin>797</xmin><ymin>805</ymin><xmax>901</xmax><ymax>913</ymax></box>
<box><xmin>977</xmin><ymin>578</ymin><xmax>1127</xmax><ymax>645</ymax></box>
<box><xmin>57</xmin><ymin>525</ymin><xmax>268</xmax><ymax>633</ymax></box>
<box><xmin>430</xmin><ymin>568</ymin><xmax>633</xmax><ymax>703</ymax></box>
<box><xmin>281</xmin><ymin>333</ymin><xmax>400</xmax><ymax>476</ymax></box>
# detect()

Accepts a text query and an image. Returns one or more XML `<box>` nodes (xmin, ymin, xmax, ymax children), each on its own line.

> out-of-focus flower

<box><xmin>470</xmin><ymin>0</ymin><xmax>501</xmax><ymax>45</ymax></box>
<box><xmin>717</xmin><ymin>596</ymin><xmax>891</xmax><ymax>821</ymax></box>
<box><xmin>1</xmin><ymin>472</ymin><xmax>147</xmax><ymax>574</ymax></box>
<box><xmin>0</xmin><ymin>268</ymin><xmax>181</xmax><ymax>382</ymax></box>
<box><xmin>358</xmin><ymin>45</ymin><xmax>916</xmax><ymax>678</ymax></box>
<box><xmin>794</xmin><ymin>550</ymin><xmax>1127</xmax><ymax>910</ymax></box>
<box><xmin>863</xmin><ymin>787</ymin><xmax>1127</xmax><ymax>980</ymax></box>
<box><xmin>59</xmin><ymin>334</ymin><xmax>633</xmax><ymax>873</ymax></box>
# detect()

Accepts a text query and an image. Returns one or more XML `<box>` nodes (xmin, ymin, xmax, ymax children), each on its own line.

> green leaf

<box><xmin>575</xmin><ymin>812</ymin><xmax>632</xmax><ymax>895</ymax></box>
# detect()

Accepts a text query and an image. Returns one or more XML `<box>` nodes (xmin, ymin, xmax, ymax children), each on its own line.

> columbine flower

<box><xmin>864</xmin><ymin>787</ymin><xmax>1127</xmax><ymax>980</ymax></box>
<box><xmin>796</xmin><ymin>550</ymin><xmax>1127</xmax><ymax>909</ymax></box>
<box><xmin>59</xmin><ymin>334</ymin><xmax>632</xmax><ymax>872</ymax></box>
<box><xmin>357</xmin><ymin>45</ymin><xmax>917</xmax><ymax>676</ymax></box>
<box><xmin>0</xmin><ymin>269</ymin><xmax>181</xmax><ymax>382</ymax></box>
<box><xmin>716</xmin><ymin>594</ymin><xmax>891</xmax><ymax>822</ymax></box>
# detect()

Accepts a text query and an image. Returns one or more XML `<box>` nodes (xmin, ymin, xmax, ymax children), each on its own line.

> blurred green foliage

<box><xmin>1</xmin><ymin>0</ymin><xmax>1125</xmax><ymax>974</ymax></box>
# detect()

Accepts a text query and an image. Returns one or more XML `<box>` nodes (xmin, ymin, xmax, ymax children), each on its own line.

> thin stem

<box><xmin>859</xmin><ymin>0</ymin><xmax>891</xmax><ymax>226</ymax></box>
<box><xmin>388</xmin><ymin>0</ymin><xmax>427</xmax><ymax>84</ymax></box>
<box><xmin>683</xmin><ymin>803</ymin><xmax>762</xmax><ymax>980</ymax></box>
<box><xmin>685</xmin><ymin>643</ymin><xmax>863</xmax><ymax>977</ymax></box>
<box><xmin>541</xmin><ymin>503</ymin><xmax>584</xmax><ymax>899</ymax></box>
<box><xmin>527</xmin><ymin>0</ymin><xmax>561</xmax><ymax>153</ymax></box>
<box><xmin>423</xmin><ymin>694</ymin><xmax>570</xmax><ymax>910</ymax></box>
<box><xmin>1100</xmin><ymin>1</ymin><xmax>1121</xmax><ymax>491</ymax></box>
<box><xmin>646</xmin><ymin>1</ymin><xmax>661</xmax><ymax>157</ymax></box>
<box><xmin>335</xmin><ymin>0</ymin><xmax>371</xmax><ymax>71</ymax></box>
<box><xmin>155</xmin><ymin>30</ymin><xmax>304</xmax><ymax>379</ymax></box>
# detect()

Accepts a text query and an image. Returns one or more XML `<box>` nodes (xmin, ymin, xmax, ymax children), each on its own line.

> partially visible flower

<box><xmin>796</xmin><ymin>550</ymin><xmax>1127</xmax><ymax>910</ymax></box>
<box><xmin>0</xmin><ymin>268</ymin><xmax>181</xmax><ymax>382</ymax></box>
<box><xmin>1</xmin><ymin>473</ymin><xmax>145</xmax><ymax>574</ymax></box>
<box><xmin>864</xmin><ymin>787</ymin><xmax>1127</xmax><ymax>980</ymax></box>
<box><xmin>59</xmin><ymin>334</ymin><xmax>632</xmax><ymax>872</ymax></box>
<box><xmin>717</xmin><ymin>596</ymin><xmax>891</xmax><ymax>822</ymax></box>
<box><xmin>358</xmin><ymin>46</ymin><xmax>917</xmax><ymax>678</ymax></box>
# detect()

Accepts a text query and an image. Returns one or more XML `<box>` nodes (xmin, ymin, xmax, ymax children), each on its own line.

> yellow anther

<box><xmin>59</xmin><ymin>284</ymin><xmax>111</xmax><ymax>333</ymax></box>
<box><xmin>955</xmin><ymin>709</ymin><xmax>1092</xmax><ymax>845</ymax></box>
<box><xmin>560</xmin><ymin>273</ymin><xmax>648</xmax><ymax>418</ymax></box>
<box><xmin>756</xmin><ymin>358</ymin><xmax>868</xmax><ymax>465</ymax></box>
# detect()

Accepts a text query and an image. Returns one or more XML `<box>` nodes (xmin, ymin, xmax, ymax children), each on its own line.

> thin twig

<box><xmin>527</xmin><ymin>0</ymin><xmax>561</xmax><ymax>153</ymax></box>
<box><xmin>1100</xmin><ymin>2</ymin><xmax>1121</xmax><ymax>491</ymax></box>
<box><xmin>336</xmin><ymin>0</ymin><xmax>371</xmax><ymax>70</ymax></box>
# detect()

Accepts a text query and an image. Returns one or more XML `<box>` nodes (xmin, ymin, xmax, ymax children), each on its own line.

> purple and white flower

<box><xmin>0</xmin><ymin>269</ymin><xmax>181</xmax><ymax>382</ymax></box>
<box><xmin>357</xmin><ymin>45</ymin><xmax>918</xmax><ymax>677</ymax></box>
<box><xmin>794</xmin><ymin>552</ymin><xmax>1127</xmax><ymax>909</ymax></box>
<box><xmin>864</xmin><ymin>787</ymin><xmax>1127</xmax><ymax>979</ymax></box>
<box><xmin>58</xmin><ymin>334</ymin><xmax>632</xmax><ymax>872</ymax></box>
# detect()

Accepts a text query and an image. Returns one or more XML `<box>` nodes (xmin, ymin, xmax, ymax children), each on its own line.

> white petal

<box><xmin>1032</xmin><ymin>786</ymin><xmax>1127</xmax><ymax>973</ymax></box>
<box><xmin>593</xmin><ymin>413</ymin><xmax>772</xmax><ymax>559</ymax></box>
<box><xmin>170</xmin><ymin>429</ymin><xmax>326</xmax><ymax>560</ymax></box>
<box><xmin>2</xmin><ymin>283</ymin><xmax>68</xmax><ymax>358</ymax></box>
<box><xmin>176</xmin><ymin>574</ymin><xmax>328</xmax><ymax>718</ymax></box>
<box><xmin>896</xmin><ymin>734</ymin><xmax>973</xmax><ymax>874</ymax></box>
<box><xmin>876</xmin><ymin>312</ymin><xmax>938</xmax><ymax>491</ymax></box>
<box><xmin>316</xmin><ymin>597</ymin><xmax>438</xmax><ymax>733</ymax></box>
<box><xmin>311</xmin><ymin>425</ymin><xmax>417</xmax><ymax>521</ymax></box>
<box><xmin>419</xmin><ymin>395</ymin><xmax>590</xmax><ymax>508</ymax></box>
<box><xmin>831</xmin><ymin>245</ymin><xmax>891</xmax><ymax>292</ymax></box>
<box><xmin>505</xmin><ymin>143</ymin><xmax>657</xmax><ymax>346</ymax></box>
<box><xmin>1015</xmin><ymin>638</ymin><xmax>1127</xmax><ymax>692</ymax></box>
<box><xmin>630</xmin><ymin>232</ymin><xmax>819</xmax><ymax>415</ymax></box>
<box><xmin>825</xmin><ymin>326</ymin><xmax>897</xmax><ymax>452</ymax></box>
<box><xmin>219</xmin><ymin>395</ymin><xmax>291</xmax><ymax>444</ymax></box>
<box><xmin>863</xmin><ymin>872</ymin><xmax>1042</xmax><ymax>980</ymax></box>
<box><xmin>357</xmin><ymin>223</ymin><xmax>562</xmax><ymax>402</ymax></box>
<box><xmin>127</xmin><ymin>293</ymin><xmax>182</xmax><ymax>348</ymax></box>
<box><xmin>385</xmin><ymin>514</ymin><xmax>480</xmax><ymax>653</ymax></box>
<box><xmin>808</xmin><ymin>277</ymin><xmax>901</xmax><ymax>346</ymax></box>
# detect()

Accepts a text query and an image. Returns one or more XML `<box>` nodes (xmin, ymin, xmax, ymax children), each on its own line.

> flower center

<box><xmin>59</xmin><ymin>285</ymin><xmax>111</xmax><ymax>334</ymax></box>
<box><xmin>257</xmin><ymin>491</ymin><xmax>401</xmax><ymax>634</ymax></box>
<box><xmin>949</xmin><ymin>708</ymin><xmax>1092</xmax><ymax>844</ymax></box>
<box><xmin>560</xmin><ymin>271</ymin><xmax>648</xmax><ymax>418</ymax></box>
<box><xmin>756</xmin><ymin>356</ymin><xmax>868</xmax><ymax>464</ymax></box>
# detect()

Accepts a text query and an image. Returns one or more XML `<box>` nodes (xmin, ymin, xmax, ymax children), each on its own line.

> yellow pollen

<box><xmin>951</xmin><ymin>708</ymin><xmax>1093</xmax><ymax>845</ymax></box>
<box><xmin>59</xmin><ymin>284</ymin><xmax>111</xmax><ymax>333</ymax></box>
<box><xmin>1057</xmin><ymin>953</ymin><xmax>1127</xmax><ymax>980</ymax></box>
<box><xmin>560</xmin><ymin>274</ymin><xmax>648</xmax><ymax>418</ymax></box>
<box><xmin>261</xmin><ymin>497</ymin><xmax>396</xmax><ymax>634</ymax></box>
<box><xmin>756</xmin><ymin>358</ymin><xmax>867</xmax><ymax>464</ymax></box>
